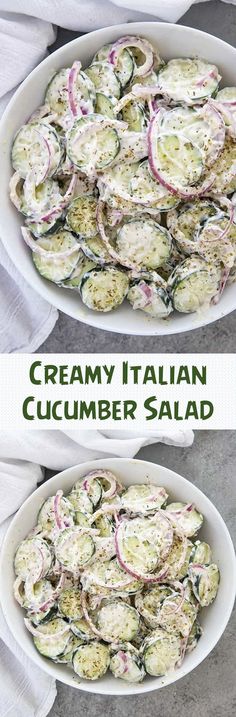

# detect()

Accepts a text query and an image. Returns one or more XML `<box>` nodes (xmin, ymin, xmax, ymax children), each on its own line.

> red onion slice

<box><xmin>81</xmin><ymin>469</ymin><xmax>118</xmax><ymax>499</ymax></box>
<box><xmin>67</xmin><ymin>61</ymin><xmax>82</xmax><ymax>117</ymax></box>
<box><xmin>53</xmin><ymin>490</ymin><xmax>65</xmax><ymax>530</ymax></box>
<box><xmin>108</xmin><ymin>36</ymin><xmax>154</xmax><ymax>78</ymax></box>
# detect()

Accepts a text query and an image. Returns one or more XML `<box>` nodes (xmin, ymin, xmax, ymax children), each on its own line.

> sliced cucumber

<box><xmin>73</xmin><ymin>642</ymin><xmax>110</xmax><ymax>680</ymax></box>
<box><xmin>26</xmin><ymin>216</ymin><xmax>63</xmax><ymax>239</ymax></box>
<box><xmin>127</xmin><ymin>280</ymin><xmax>173</xmax><ymax>319</ymax></box>
<box><xmin>167</xmin><ymin>502</ymin><xmax>203</xmax><ymax>537</ymax></box>
<box><xmin>197</xmin><ymin>216</ymin><xmax>236</xmax><ymax>268</ymax></box>
<box><xmin>74</xmin><ymin>511</ymin><xmax>91</xmax><ymax>528</ymax></box>
<box><xmin>122</xmin><ymin>100</ymin><xmax>147</xmax><ymax>132</ymax></box>
<box><xmin>55</xmin><ymin>527</ymin><xmax>95</xmax><ymax>570</ymax></box>
<box><xmin>116</xmin><ymin>219</ymin><xmax>172</xmax><ymax>270</ymax></box>
<box><xmin>142</xmin><ymin>628</ymin><xmax>182</xmax><ymax>676</ymax></box>
<box><xmin>157</xmin><ymin>595</ymin><xmax>197</xmax><ymax>638</ymax></box>
<box><xmin>206</xmin><ymin>137</ymin><xmax>236</xmax><ymax>194</ymax></box>
<box><xmin>23</xmin><ymin>578</ymin><xmax>55</xmax><ymax>611</ymax></box>
<box><xmin>58</xmin><ymin>588</ymin><xmax>83</xmax><ymax>620</ymax></box>
<box><xmin>110</xmin><ymin>648</ymin><xmax>145</xmax><ymax>682</ymax></box>
<box><xmin>45</xmin><ymin>69</ymin><xmax>69</xmax><ymax>120</ymax></box>
<box><xmin>84</xmin><ymin>62</ymin><xmax>121</xmax><ymax>99</ymax></box>
<box><xmin>97</xmin><ymin>601</ymin><xmax>140</xmax><ymax>642</ymax></box>
<box><xmin>80</xmin><ymin>266</ymin><xmax>129</xmax><ymax>312</ymax></box>
<box><xmin>121</xmin><ymin>483</ymin><xmax>168</xmax><ymax>514</ymax></box>
<box><xmin>33</xmin><ymin>230</ymin><xmax>81</xmax><ymax>283</ymax></box>
<box><xmin>216</xmin><ymin>87</ymin><xmax>236</xmax><ymax>102</ymax></box>
<box><xmin>93</xmin><ymin>45</ymin><xmax>134</xmax><ymax>87</ymax></box>
<box><xmin>14</xmin><ymin>537</ymin><xmax>52</xmax><ymax>581</ymax></box>
<box><xmin>157</xmin><ymin>58</ymin><xmax>220</xmax><ymax>105</ymax></box>
<box><xmin>73</xmin><ymin>477</ymin><xmax>102</xmax><ymax>507</ymax></box>
<box><xmin>163</xmin><ymin>536</ymin><xmax>193</xmax><ymax>581</ymax></box>
<box><xmin>71</xmin><ymin>618</ymin><xmax>97</xmax><ymax>641</ymax></box>
<box><xmin>62</xmin><ymin>255</ymin><xmax>97</xmax><ymax>289</ymax></box>
<box><xmin>33</xmin><ymin>618</ymin><xmax>70</xmax><ymax>659</ymax></box>
<box><xmin>159</xmin><ymin>105</ymin><xmax>224</xmax><ymax>166</ymax></box>
<box><xmin>167</xmin><ymin>257</ymin><xmax>220</xmax><ymax>313</ymax></box>
<box><xmin>81</xmin><ymin>558</ymin><xmax>142</xmax><ymax>595</ymax></box>
<box><xmin>186</xmin><ymin>620</ymin><xmax>202</xmax><ymax>654</ymax></box>
<box><xmin>190</xmin><ymin>540</ymin><xmax>212</xmax><ymax>565</ymax></box>
<box><xmin>95</xmin><ymin>513</ymin><xmax>114</xmax><ymax>538</ymax></box>
<box><xmin>80</xmin><ymin>235</ymin><xmax>113</xmax><ymax>265</ymax></box>
<box><xmin>135</xmin><ymin>586</ymin><xmax>176</xmax><ymax>628</ymax></box>
<box><xmin>95</xmin><ymin>92</ymin><xmax>115</xmax><ymax>118</ymax></box>
<box><xmin>167</xmin><ymin>200</ymin><xmax>222</xmax><ymax>254</ymax></box>
<box><xmin>117</xmin><ymin>516</ymin><xmax>170</xmax><ymax>576</ymax></box>
<box><xmin>55</xmin><ymin>634</ymin><xmax>83</xmax><ymax>663</ymax></box>
<box><xmin>37</xmin><ymin>495</ymin><xmax>75</xmax><ymax>536</ymax></box>
<box><xmin>66</xmin><ymin>195</ymin><xmax>97</xmax><ymax>237</ymax></box>
<box><xmin>12</xmin><ymin>123</ymin><xmax>62</xmax><ymax>180</ymax></box>
<box><xmin>130</xmin><ymin>160</ymin><xmax>179</xmax><ymax>211</ymax></box>
<box><xmin>189</xmin><ymin>564</ymin><xmax>220</xmax><ymax>607</ymax></box>
<box><xmin>67</xmin><ymin>117</ymin><xmax>120</xmax><ymax>172</ymax></box>
<box><xmin>153</xmin><ymin>134</ymin><xmax>203</xmax><ymax>190</ymax></box>
<box><xmin>29</xmin><ymin>606</ymin><xmax>57</xmax><ymax>626</ymax></box>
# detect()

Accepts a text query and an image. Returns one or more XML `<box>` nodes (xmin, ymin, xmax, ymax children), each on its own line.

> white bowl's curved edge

<box><xmin>0</xmin><ymin>457</ymin><xmax>235</xmax><ymax>695</ymax></box>
<box><xmin>1</xmin><ymin>23</ymin><xmax>236</xmax><ymax>335</ymax></box>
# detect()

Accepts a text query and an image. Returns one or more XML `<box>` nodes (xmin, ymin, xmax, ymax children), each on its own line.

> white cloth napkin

<box><xmin>0</xmin><ymin>0</ymin><xmax>235</xmax><ymax>352</ymax></box>
<box><xmin>0</xmin><ymin>428</ymin><xmax>193</xmax><ymax>717</ymax></box>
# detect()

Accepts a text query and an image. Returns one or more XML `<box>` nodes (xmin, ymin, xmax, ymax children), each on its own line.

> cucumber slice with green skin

<box><xmin>26</xmin><ymin>216</ymin><xmax>63</xmax><ymax>239</ymax></box>
<box><xmin>110</xmin><ymin>649</ymin><xmax>145</xmax><ymax>682</ymax></box>
<box><xmin>95</xmin><ymin>514</ymin><xmax>114</xmax><ymax>538</ymax></box>
<box><xmin>84</xmin><ymin>62</ymin><xmax>121</xmax><ymax>99</ymax></box>
<box><xmin>122</xmin><ymin>100</ymin><xmax>147</xmax><ymax>132</ymax></box>
<box><xmin>135</xmin><ymin>586</ymin><xmax>176</xmax><ymax>628</ymax></box>
<box><xmin>117</xmin><ymin>129</ymin><xmax>147</xmax><ymax>165</ymax></box>
<box><xmin>127</xmin><ymin>280</ymin><xmax>173</xmax><ymax>319</ymax></box>
<box><xmin>163</xmin><ymin>537</ymin><xmax>193</xmax><ymax>581</ymax></box>
<box><xmin>73</xmin><ymin>642</ymin><xmax>110</xmax><ymax>680</ymax></box>
<box><xmin>80</xmin><ymin>266</ymin><xmax>129</xmax><ymax>312</ymax></box>
<box><xmin>67</xmin><ymin>489</ymin><xmax>93</xmax><ymax>515</ymax></box>
<box><xmin>197</xmin><ymin>216</ymin><xmax>236</xmax><ymax>268</ymax></box>
<box><xmin>33</xmin><ymin>230</ymin><xmax>81</xmax><ymax>284</ymax></box>
<box><xmin>121</xmin><ymin>484</ymin><xmax>168</xmax><ymax>514</ymax></box>
<box><xmin>81</xmin><ymin>558</ymin><xmax>142</xmax><ymax>595</ymax></box>
<box><xmin>205</xmin><ymin>137</ymin><xmax>236</xmax><ymax>194</ymax></box>
<box><xmin>117</xmin><ymin>515</ymin><xmax>172</xmax><ymax>576</ymax></box>
<box><xmin>33</xmin><ymin>618</ymin><xmax>70</xmax><ymax>659</ymax></box>
<box><xmin>73</xmin><ymin>478</ymin><xmax>102</xmax><ymax>507</ymax></box>
<box><xmin>75</xmin><ymin>511</ymin><xmax>91</xmax><ymax>528</ymax></box>
<box><xmin>12</xmin><ymin>123</ymin><xmax>62</xmax><ymax>180</ymax></box>
<box><xmin>97</xmin><ymin>601</ymin><xmax>140</xmax><ymax>642</ymax></box>
<box><xmin>166</xmin><ymin>502</ymin><xmax>203</xmax><ymax>537</ymax></box>
<box><xmin>116</xmin><ymin>219</ymin><xmax>172</xmax><ymax>270</ymax></box>
<box><xmin>189</xmin><ymin>564</ymin><xmax>220</xmax><ymax>607</ymax></box>
<box><xmin>29</xmin><ymin>606</ymin><xmax>57</xmax><ymax>626</ymax></box>
<box><xmin>58</xmin><ymin>588</ymin><xmax>83</xmax><ymax>620</ymax></box>
<box><xmin>130</xmin><ymin>160</ymin><xmax>180</xmax><ymax>211</ymax></box>
<box><xmin>67</xmin><ymin>118</ymin><xmax>120</xmax><ymax>172</ymax></box>
<box><xmin>93</xmin><ymin>45</ymin><xmax>134</xmax><ymax>88</ymax></box>
<box><xmin>153</xmin><ymin>134</ymin><xmax>204</xmax><ymax>191</ymax></box>
<box><xmin>66</xmin><ymin>195</ymin><xmax>98</xmax><ymax>237</ymax></box>
<box><xmin>157</xmin><ymin>595</ymin><xmax>197</xmax><ymax>638</ymax></box>
<box><xmin>216</xmin><ymin>87</ymin><xmax>236</xmax><ymax>102</ymax></box>
<box><xmin>157</xmin><ymin>58</ymin><xmax>220</xmax><ymax>105</ymax></box>
<box><xmin>71</xmin><ymin>618</ymin><xmax>97</xmax><ymax>641</ymax></box>
<box><xmin>167</xmin><ymin>200</ymin><xmax>222</xmax><ymax>254</ymax></box>
<box><xmin>167</xmin><ymin>257</ymin><xmax>220</xmax><ymax>314</ymax></box>
<box><xmin>14</xmin><ymin>537</ymin><xmax>52</xmax><ymax>581</ymax></box>
<box><xmin>61</xmin><ymin>256</ymin><xmax>97</xmax><ymax>289</ymax></box>
<box><xmin>55</xmin><ymin>634</ymin><xmax>83</xmax><ymax>663</ymax></box>
<box><xmin>159</xmin><ymin>105</ymin><xmax>225</xmax><ymax>167</ymax></box>
<box><xmin>81</xmin><ymin>234</ymin><xmax>114</xmax><ymax>265</ymax></box>
<box><xmin>55</xmin><ymin>528</ymin><xmax>95</xmax><ymax>570</ymax></box>
<box><xmin>129</xmin><ymin>69</ymin><xmax>159</xmax><ymax>90</ymax></box>
<box><xmin>95</xmin><ymin>93</ymin><xmax>115</xmax><ymax>118</ymax></box>
<box><xmin>23</xmin><ymin>579</ymin><xmax>55</xmax><ymax>611</ymax></box>
<box><xmin>190</xmin><ymin>541</ymin><xmax>212</xmax><ymax>565</ymax></box>
<box><xmin>186</xmin><ymin>620</ymin><xmax>202</xmax><ymax>654</ymax></box>
<box><xmin>37</xmin><ymin>495</ymin><xmax>75</xmax><ymax>536</ymax></box>
<box><xmin>45</xmin><ymin>68</ymin><xmax>95</xmax><ymax>126</ymax></box>
<box><xmin>22</xmin><ymin>176</ymin><xmax>62</xmax><ymax>218</ymax></box>
<box><xmin>142</xmin><ymin>628</ymin><xmax>182</xmax><ymax>676</ymax></box>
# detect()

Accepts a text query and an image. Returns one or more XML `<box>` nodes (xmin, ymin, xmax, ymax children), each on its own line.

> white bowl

<box><xmin>0</xmin><ymin>457</ymin><xmax>235</xmax><ymax>696</ymax></box>
<box><xmin>1</xmin><ymin>23</ymin><xmax>236</xmax><ymax>336</ymax></box>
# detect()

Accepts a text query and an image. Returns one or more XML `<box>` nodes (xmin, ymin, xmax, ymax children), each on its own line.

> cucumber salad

<box><xmin>9</xmin><ymin>35</ymin><xmax>236</xmax><ymax>318</ymax></box>
<box><xmin>14</xmin><ymin>470</ymin><xmax>220</xmax><ymax>683</ymax></box>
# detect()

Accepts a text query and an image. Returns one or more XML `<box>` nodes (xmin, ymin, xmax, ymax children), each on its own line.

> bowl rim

<box><xmin>1</xmin><ymin>456</ymin><xmax>235</xmax><ymax>696</ymax></box>
<box><xmin>1</xmin><ymin>22</ymin><xmax>236</xmax><ymax>336</ymax></box>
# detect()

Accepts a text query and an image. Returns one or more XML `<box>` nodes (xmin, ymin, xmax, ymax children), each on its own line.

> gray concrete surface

<box><xmin>38</xmin><ymin>0</ymin><xmax>236</xmax><ymax>354</ymax></box>
<box><xmin>48</xmin><ymin>430</ymin><xmax>236</xmax><ymax>717</ymax></box>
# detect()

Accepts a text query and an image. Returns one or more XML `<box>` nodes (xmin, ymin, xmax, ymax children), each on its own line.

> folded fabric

<box><xmin>0</xmin><ymin>428</ymin><xmax>193</xmax><ymax>717</ymax></box>
<box><xmin>0</xmin><ymin>0</ymin><xmax>235</xmax><ymax>351</ymax></box>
